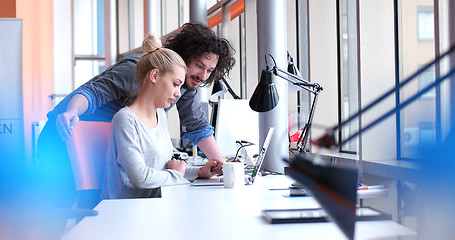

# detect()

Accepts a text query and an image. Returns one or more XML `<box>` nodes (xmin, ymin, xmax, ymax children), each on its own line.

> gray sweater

<box><xmin>102</xmin><ymin>107</ymin><xmax>200</xmax><ymax>199</ymax></box>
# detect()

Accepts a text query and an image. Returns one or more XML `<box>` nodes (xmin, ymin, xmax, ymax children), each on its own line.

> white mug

<box><xmin>223</xmin><ymin>162</ymin><xmax>245</xmax><ymax>188</ymax></box>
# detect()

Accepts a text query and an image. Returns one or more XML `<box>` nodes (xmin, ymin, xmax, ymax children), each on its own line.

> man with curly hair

<box><xmin>37</xmin><ymin>22</ymin><xmax>236</xmax><ymax>209</ymax></box>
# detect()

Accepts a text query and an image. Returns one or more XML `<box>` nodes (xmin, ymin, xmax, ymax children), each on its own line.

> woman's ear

<box><xmin>148</xmin><ymin>69</ymin><xmax>159</xmax><ymax>84</ymax></box>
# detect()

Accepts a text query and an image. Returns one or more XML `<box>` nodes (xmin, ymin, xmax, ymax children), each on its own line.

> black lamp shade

<box><xmin>210</xmin><ymin>78</ymin><xmax>229</xmax><ymax>101</ymax></box>
<box><xmin>249</xmin><ymin>68</ymin><xmax>279</xmax><ymax>112</ymax></box>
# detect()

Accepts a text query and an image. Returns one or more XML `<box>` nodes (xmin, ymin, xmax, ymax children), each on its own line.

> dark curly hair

<box><xmin>164</xmin><ymin>22</ymin><xmax>236</xmax><ymax>85</ymax></box>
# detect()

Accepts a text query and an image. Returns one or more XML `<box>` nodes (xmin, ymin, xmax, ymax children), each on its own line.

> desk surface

<box><xmin>62</xmin><ymin>175</ymin><xmax>415</xmax><ymax>240</ymax></box>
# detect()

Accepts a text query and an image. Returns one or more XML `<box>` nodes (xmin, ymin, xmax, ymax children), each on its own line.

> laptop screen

<box><xmin>250</xmin><ymin>128</ymin><xmax>275</xmax><ymax>182</ymax></box>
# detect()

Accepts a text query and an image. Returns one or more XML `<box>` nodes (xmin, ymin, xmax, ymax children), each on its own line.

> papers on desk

<box><xmin>357</xmin><ymin>184</ymin><xmax>389</xmax><ymax>199</ymax></box>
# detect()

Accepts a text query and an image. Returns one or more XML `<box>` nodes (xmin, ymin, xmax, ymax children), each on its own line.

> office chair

<box><xmin>66</xmin><ymin>121</ymin><xmax>111</xmax><ymax>215</ymax></box>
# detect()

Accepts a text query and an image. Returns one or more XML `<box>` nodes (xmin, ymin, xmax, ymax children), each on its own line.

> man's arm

<box><xmin>175</xmin><ymin>89</ymin><xmax>224</xmax><ymax>165</ymax></box>
<box><xmin>55</xmin><ymin>94</ymin><xmax>89</xmax><ymax>141</ymax></box>
<box><xmin>53</xmin><ymin>55</ymin><xmax>143</xmax><ymax>140</ymax></box>
<box><xmin>197</xmin><ymin>135</ymin><xmax>225</xmax><ymax>163</ymax></box>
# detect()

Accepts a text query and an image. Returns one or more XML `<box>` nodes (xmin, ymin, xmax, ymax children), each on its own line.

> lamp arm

<box><xmin>273</xmin><ymin>66</ymin><xmax>323</xmax><ymax>93</ymax></box>
<box><xmin>268</xmin><ymin>63</ymin><xmax>323</xmax><ymax>153</ymax></box>
<box><xmin>223</xmin><ymin>79</ymin><xmax>241</xmax><ymax>99</ymax></box>
<box><xmin>296</xmin><ymin>92</ymin><xmax>320</xmax><ymax>153</ymax></box>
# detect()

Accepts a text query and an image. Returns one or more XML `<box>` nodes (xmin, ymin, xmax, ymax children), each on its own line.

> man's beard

<box><xmin>184</xmin><ymin>76</ymin><xmax>199</xmax><ymax>92</ymax></box>
<box><xmin>184</xmin><ymin>81</ymin><xmax>197</xmax><ymax>92</ymax></box>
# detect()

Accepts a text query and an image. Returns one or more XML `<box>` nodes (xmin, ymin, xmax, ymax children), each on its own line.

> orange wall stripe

<box><xmin>208</xmin><ymin>0</ymin><xmax>244</xmax><ymax>28</ymax></box>
<box><xmin>208</xmin><ymin>11</ymin><xmax>222</xmax><ymax>28</ymax></box>
<box><xmin>227</xmin><ymin>0</ymin><xmax>244</xmax><ymax>20</ymax></box>
<box><xmin>0</xmin><ymin>0</ymin><xmax>16</xmax><ymax>18</ymax></box>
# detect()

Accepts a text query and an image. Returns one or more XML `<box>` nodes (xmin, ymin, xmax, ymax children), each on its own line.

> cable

<box><xmin>233</xmin><ymin>140</ymin><xmax>254</xmax><ymax>162</ymax></box>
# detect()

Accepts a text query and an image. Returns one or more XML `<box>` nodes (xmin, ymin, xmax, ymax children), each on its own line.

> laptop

<box><xmin>191</xmin><ymin>128</ymin><xmax>275</xmax><ymax>186</ymax></box>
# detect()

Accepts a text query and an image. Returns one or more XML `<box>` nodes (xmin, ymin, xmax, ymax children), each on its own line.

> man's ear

<box><xmin>148</xmin><ymin>69</ymin><xmax>159</xmax><ymax>84</ymax></box>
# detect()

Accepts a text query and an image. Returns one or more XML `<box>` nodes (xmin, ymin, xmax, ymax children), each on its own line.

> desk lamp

<box><xmin>249</xmin><ymin>53</ymin><xmax>323</xmax><ymax>153</ymax></box>
<box><xmin>249</xmin><ymin>53</ymin><xmax>357</xmax><ymax>239</ymax></box>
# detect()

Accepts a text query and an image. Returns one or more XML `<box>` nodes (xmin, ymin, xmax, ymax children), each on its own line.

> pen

<box><xmin>357</xmin><ymin>184</ymin><xmax>388</xmax><ymax>190</ymax></box>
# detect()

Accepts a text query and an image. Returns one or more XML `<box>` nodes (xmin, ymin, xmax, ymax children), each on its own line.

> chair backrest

<box><xmin>66</xmin><ymin>121</ymin><xmax>111</xmax><ymax>191</ymax></box>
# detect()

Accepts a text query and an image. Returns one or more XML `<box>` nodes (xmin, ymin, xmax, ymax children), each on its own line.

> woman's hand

<box><xmin>167</xmin><ymin>158</ymin><xmax>186</xmax><ymax>176</ymax></box>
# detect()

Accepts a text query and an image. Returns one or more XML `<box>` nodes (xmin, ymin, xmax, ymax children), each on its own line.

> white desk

<box><xmin>62</xmin><ymin>175</ymin><xmax>415</xmax><ymax>240</ymax></box>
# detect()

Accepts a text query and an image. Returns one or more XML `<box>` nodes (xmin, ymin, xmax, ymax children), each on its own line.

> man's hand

<box><xmin>167</xmin><ymin>158</ymin><xmax>186</xmax><ymax>176</ymax></box>
<box><xmin>209</xmin><ymin>159</ymin><xmax>223</xmax><ymax>174</ymax></box>
<box><xmin>56</xmin><ymin>111</ymin><xmax>79</xmax><ymax>141</ymax></box>
<box><xmin>57</xmin><ymin>94</ymin><xmax>89</xmax><ymax>141</ymax></box>
<box><xmin>198</xmin><ymin>159</ymin><xmax>223</xmax><ymax>179</ymax></box>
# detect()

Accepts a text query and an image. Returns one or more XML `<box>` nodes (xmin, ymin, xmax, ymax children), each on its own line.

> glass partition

<box><xmin>398</xmin><ymin>0</ymin><xmax>437</xmax><ymax>159</ymax></box>
<box><xmin>339</xmin><ymin>0</ymin><xmax>359</xmax><ymax>153</ymax></box>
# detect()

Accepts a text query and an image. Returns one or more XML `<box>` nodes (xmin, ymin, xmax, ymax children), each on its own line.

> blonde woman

<box><xmin>102</xmin><ymin>35</ymin><xmax>220</xmax><ymax>199</ymax></box>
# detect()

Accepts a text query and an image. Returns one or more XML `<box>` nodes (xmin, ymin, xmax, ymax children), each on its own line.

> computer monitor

<box><xmin>213</xmin><ymin>99</ymin><xmax>259</xmax><ymax>160</ymax></box>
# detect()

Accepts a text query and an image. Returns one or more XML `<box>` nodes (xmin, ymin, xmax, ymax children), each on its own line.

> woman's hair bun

<box><xmin>142</xmin><ymin>33</ymin><xmax>163</xmax><ymax>53</ymax></box>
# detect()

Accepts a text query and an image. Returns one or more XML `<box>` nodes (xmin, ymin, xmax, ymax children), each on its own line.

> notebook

<box><xmin>191</xmin><ymin>127</ymin><xmax>275</xmax><ymax>186</ymax></box>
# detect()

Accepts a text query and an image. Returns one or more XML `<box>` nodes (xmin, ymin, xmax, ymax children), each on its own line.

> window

<box><xmin>399</xmin><ymin>1</ymin><xmax>437</xmax><ymax>159</ymax></box>
<box><xmin>417</xmin><ymin>6</ymin><xmax>434</xmax><ymax>41</ymax></box>
<box><xmin>339</xmin><ymin>0</ymin><xmax>359</xmax><ymax>153</ymax></box>
<box><xmin>418</xmin><ymin>66</ymin><xmax>435</xmax><ymax>99</ymax></box>
<box><xmin>315</xmin><ymin>0</ymin><xmax>447</xmax><ymax>162</ymax></box>
<box><xmin>356</xmin><ymin>0</ymin><xmax>397</xmax><ymax>161</ymax></box>
<box><xmin>73</xmin><ymin>0</ymin><xmax>106</xmax><ymax>88</ymax></box>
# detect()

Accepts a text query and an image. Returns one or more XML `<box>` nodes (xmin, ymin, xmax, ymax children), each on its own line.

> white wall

<box><xmin>163</xmin><ymin>0</ymin><xmax>180</xmax><ymax>35</ymax></box>
<box><xmin>309</xmin><ymin>0</ymin><xmax>339</xmax><ymax>139</ymax></box>
<box><xmin>132</xmin><ymin>0</ymin><xmax>144</xmax><ymax>47</ymax></box>
<box><xmin>118</xmin><ymin>0</ymin><xmax>130</xmax><ymax>53</ymax></box>
<box><xmin>244</xmin><ymin>0</ymin><xmax>258</xmax><ymax>99</ymax></box>
<box><xmin>359</xmin><ymin>0</ymin><xmax>397</xmax><ymax>161</ymax></box>
<box><xmin>53</xmin><ymin>0</ymin><xmax>73</xmax><ymax>98</ymax></box>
